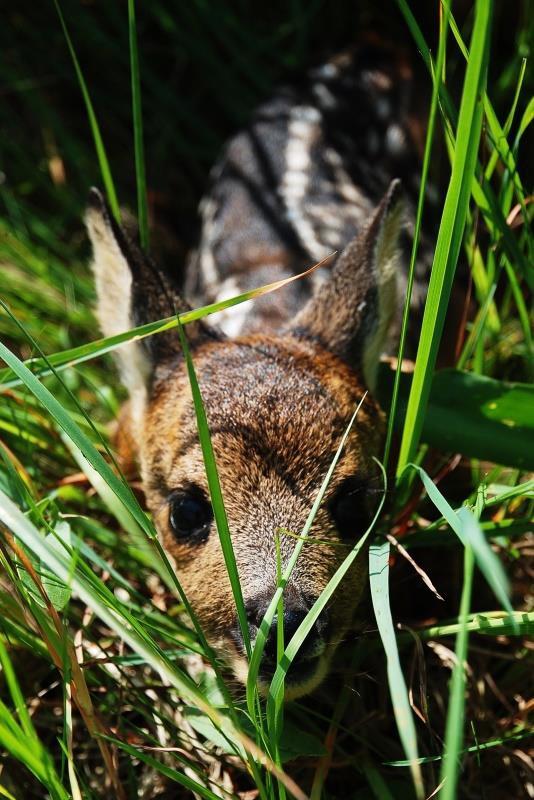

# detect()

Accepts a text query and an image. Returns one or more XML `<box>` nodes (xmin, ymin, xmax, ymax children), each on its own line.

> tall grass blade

<box><xmin>0</xmin><ymin>257</ymin><xmax>327</xmax><ymax>390</ymax></box>
<box><xmin>128</xmin><ymin>0</ymin><xmax>149</xmax><ymax>249</ymax></box>
<box><xmin>52</xmin><ymin>0</ymin><xmax>120</xmax><ymax>220</ymax></box>
<box><xmin>384</xmin><ymin>0</ymin><xmax>449</xmax><ymax>470</ymax></box>
<box><xmin>177</xmin><ymin>321</ymin><xmax>251</xmax><ymax>657</ymax></box>
<box><xmin>397</xmin><ymin>0</ymin><xmax>492</xmax><ymax>473</ymax></box>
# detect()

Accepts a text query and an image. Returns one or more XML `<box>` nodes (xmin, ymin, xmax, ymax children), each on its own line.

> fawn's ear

<box><xmin>289</xmin><ymin>179</ymin><xmax>403</xmax><ymax>391</ymax></box>
<box><xmin>85</xmin><ymin>189</ymin><xmax>219</xmax><ymax>409</ymax></box>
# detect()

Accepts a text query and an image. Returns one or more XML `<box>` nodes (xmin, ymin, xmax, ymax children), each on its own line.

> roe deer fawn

<box><xmin>86</xmin><ymin>43</ymin><xmax>428</xmax><ymax>698</ymax></box>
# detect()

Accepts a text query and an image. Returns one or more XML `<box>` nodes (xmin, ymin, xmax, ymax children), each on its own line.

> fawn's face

<box><xmin>86</xmin><ymin>182</ymin><xmax>402</xmax><ymax>698</ymax></box>
<box><xmin>143</xmin><ymin>335</ymin><xmax>383</xmax><ymax>695</ymax></box>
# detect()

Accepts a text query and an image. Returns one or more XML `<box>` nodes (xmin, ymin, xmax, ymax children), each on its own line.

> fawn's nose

<box><xmin>243</xmin><ymin>593</ymin><xmax>328</xmax><ymax>679</ymax></box>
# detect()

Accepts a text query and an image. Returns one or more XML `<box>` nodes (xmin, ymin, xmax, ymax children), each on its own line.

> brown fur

<box><xmin>86</xmin><ymin>177</ymin><xmax>403</xmax><ymax>698</ymax></box>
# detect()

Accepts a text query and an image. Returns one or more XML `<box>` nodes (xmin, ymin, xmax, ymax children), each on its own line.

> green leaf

<box><xmin>378</xmin><ymin>367</ymin><xmax>534</xmax><ymax>470</ymax></box>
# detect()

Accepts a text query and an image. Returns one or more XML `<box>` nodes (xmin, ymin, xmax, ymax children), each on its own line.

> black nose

<box><xmin>244</xmin><ymin>593</ymin><xmax>328</xmax><ymax>676</ymax></box>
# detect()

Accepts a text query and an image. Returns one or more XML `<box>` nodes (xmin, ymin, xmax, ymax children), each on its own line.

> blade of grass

<box><xmin>176</xmin><ymin>320</ymin><xmax>251</xmax><ymax>658</ymax></box>
<box><xmin>0</xmin><ymin>489</ymin><xmax>308</xmax><ymax>800</ymax></box>
<box><xmin>438</xmin><ymin>536</ymin><xmax>475</xmax><ymax>799</ymax></box>
<box><xmin>399</xmin><ymin>0</ymin><xmax>532</xmax><ymax>287</ymax></box>
<box><xmin>388</xmin><ymin>729</ymin><xmax>533</xmax><ymax>766</ymax></box>
<box><xmin>398</xmin><ymin>610</ymin><xmax>533</xmax><ymax>642</ymax></box>
<box><xmin>369</xmin><ymin>539</ymin><xmax>424</xmax><ymax>799</ymax></box>
<box><xmin>52</xmin><ymin>0</ymin><xmax>120</xmax><ymax>220</ymax></box>
<box><xmin>128</xmin><ymin>0</ymin><xmax>149</xmax><ymax>249</ymax></box>
<box><xmin>245</xmin><ymin>395</ymin><xmax>368</xmax><ymax>719</ymax></box>
<box><xmin>267</xmin><ymin>460</ymin><xmax>387</xmax><ymax>741</ymax></box>
<box><xmin>383</xmin><ymin>0</ymin><xmax>449</xmax><ymax>471</ymax></box>
<box><xmin>0</xmin><ymin>637</ymin><xmax>37</xmax><ymax>740</ymax></box>
<box><xmin>397</xmin><ymin>0</ymin><xmax>492</xmax><ymax>473</ymax></box>
<box><xmin>0</xmin><ymin>256</ymin><xmax>329</xmax><ymax>390</ymax></box>
<box><xmin>408</xmin><ymin>465</ymin><xmax>516</xmax><ymax>628</ymax></box>
<box><xmin>0</xmin><ymin>639</ymin><xmax>69</xmax><ymax>800</ymax></box>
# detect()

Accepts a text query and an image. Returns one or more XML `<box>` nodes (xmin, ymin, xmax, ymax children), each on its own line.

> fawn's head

<box><xmin>86</xmin><ymin>182</ymin><xmax>403</xmax><ymax>698</ymax></box>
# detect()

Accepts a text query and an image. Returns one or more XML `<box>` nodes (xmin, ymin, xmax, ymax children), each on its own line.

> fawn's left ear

<box><xmin>85</xmin><ymin>189</ymin><xmax>220</xmax><ymax>410</ymax></box>
<box><xmin>288</xmin><ymin>179</ymin><xmax>403</xmax><ymax>391</ymax></box>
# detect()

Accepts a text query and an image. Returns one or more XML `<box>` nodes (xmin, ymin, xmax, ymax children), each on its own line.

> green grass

<box><xmin>0</xmin><ymin>2</ymin><xmax>533</xmax><ymax>799</ymax></box>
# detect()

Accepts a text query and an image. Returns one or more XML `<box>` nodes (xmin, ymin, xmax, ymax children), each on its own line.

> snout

<box><xmin>230</xmin><ymin>592</ymin><xmax>330</xmax><ymax>691</ymax></box>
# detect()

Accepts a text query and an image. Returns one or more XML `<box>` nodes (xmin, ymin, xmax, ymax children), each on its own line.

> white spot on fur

<box><xmin>197</xmin><ymin>195</ymin><xmax>221</xmax><ymax>290</ymax></box>
<box><xmin>211</xmin><ymin>276</ymin><xmax>252</xmax><ymax>337</ymax></box>
<box><xmin>386</xmin><ymin>123</ymin><xmax>406</xmax><ymax>156</ymax></box>
<box><xmin>314</xmin><ymin>63</ymin><xmax>338</xmax><ymax>80</ymax></box>
<box><xmin>312</xmin><ymin>82</ymin><xmax>337</xmax><ymax>109</ymax></box>
<box><xmin>280</xmin><ymin>105</ymin><xmax>331</xmax><ymax>260</ymax></box>
<box><xmin>323</xmin><ymin>148</ymin><xmax>365</xmax><ymax>207</ymax></box>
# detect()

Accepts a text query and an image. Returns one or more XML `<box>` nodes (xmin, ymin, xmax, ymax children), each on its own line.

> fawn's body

<box><xmin>87</xmin><ymin>41</ymin><xmax>428</xmax><ymax>698</ymax></box>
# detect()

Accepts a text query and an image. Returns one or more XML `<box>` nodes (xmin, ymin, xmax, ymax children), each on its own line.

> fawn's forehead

<box><xmin>144</xmin><ymin>336</ymin><xmax>381</xmax><ymax>488</ymax></box>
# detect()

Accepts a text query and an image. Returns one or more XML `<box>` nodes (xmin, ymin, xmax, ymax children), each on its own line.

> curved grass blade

<box><xmin>267</xmin><ymin>461</ymin><xmax>387</xmax><ymax>734</ymax></box>
<box><xmin>128</xmin><ymin>0</ymin><xmax>149</xmax><ymax>249</ymax></box>
<box><xmin>0</xmin><ymin>256</ymin><xmax>329</xmax><ymax>390</ymax></box>
<box><xmin>397</xmin><ymin>610</ymin><xmax>533</xmax><ymax>643</ymax></box>
<box><xmin>245</xmin><ymin>395</ymin><xmax>367</xmax><ymax>719</ymax></box>
<box><xmin>369</xmin><ymin>539</ymin><xmax>424</xmax><ymax>799</ymax></box>
<box><xmin>52</xmin><ymin>0</ymin><xmax>120</xmax><ymax>220</ymax></box>
<box><xmin>408</xmin><ymin>465</ymin><xmax>516</xmax><ymax>628</ymax></box>
<box><xmin>388</xmin><ymin>730</ymin><xmax>533</xmax><ymax>767</ymax></box>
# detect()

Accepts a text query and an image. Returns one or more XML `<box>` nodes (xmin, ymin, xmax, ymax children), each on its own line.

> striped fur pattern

<box><xmin>186</xmin><ymin>41</ymin><xmax>431</xmax><ymax>343</ymax></box>
<box><xmin>86</xmin><ymin>43</ymin><xmax>428</xmax><ymax>698</ymax></box>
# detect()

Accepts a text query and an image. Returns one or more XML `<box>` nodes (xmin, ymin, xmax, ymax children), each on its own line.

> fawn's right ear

<box><xmin>288</xmin><ymin>180</ymin><xmax>404</xmax><ymax>391</ymax></box>
<box><xmin>85</xmin><ymin>189</ymin><xmax>220</xmax><ymax>412</ymax></box>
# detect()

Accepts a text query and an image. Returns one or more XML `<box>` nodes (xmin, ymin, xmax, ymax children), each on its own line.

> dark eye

<box><xmin>169</xmin><ymin>487</ymin><xmax>212</xmax><ymax>540</ymax></box>
<box><xmin>329</xmin><ymin>477</ymin><xmax>372</xmax><ymax>539</ymax></box>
